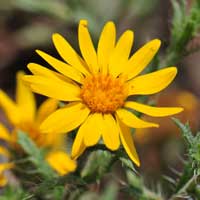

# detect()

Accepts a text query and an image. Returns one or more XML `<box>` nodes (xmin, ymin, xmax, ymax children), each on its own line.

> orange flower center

<box><xmin>80</xmin><ymin>74</ymin><xmax>128</xmax><ymax>113</ymax></box>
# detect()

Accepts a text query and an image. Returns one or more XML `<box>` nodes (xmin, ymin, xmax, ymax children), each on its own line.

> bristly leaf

<box><xmin>163</xmin><ymin>0</ymin><xmax>200</xmax><ymax>66</ymax></box>
<box><xmin>172</xmin><ymin>118</ymin><xmax>194</xmax><ymax>147</ymax></box>
<box><xmin>125</xmin><ymin>170</ymin><xmax>164</xmax><ymax>200</ymax></box>
<box><xmin>81</xmin><ymin>150</ymin><xmax>114</xmax><ymax>182</ymax></box>
<box><xmin>119</xmin><ymin>157</ymin><xmax>137</xmax><ymax>173</ymax></box>
<box><xmin>172</xmin><ymin>118</ymin><xmax>200</xmax><ymax>173</ymax></box>
<box><xmin>17</xmin><ymin>129</ymin><xmax>40</xmax><ymax>156</ymax></box>
<box><xmin>172</xmin><ymin>118</ymin><xmax>200</xmax><ymax>198</ymax></box>
<box><xmin>17</xmin><ymin>130</ymin><xmax>56</xmax><ymax>179</ymax></box>
<box><xmin>171</xmin><ymin>0</ymin><xmax>187</xmax><ymax>41</ymax></box>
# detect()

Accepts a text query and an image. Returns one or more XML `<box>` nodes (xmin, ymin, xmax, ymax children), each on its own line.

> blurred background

<box><xmin>0</xmin><ymin>0</ymin><xmax>200</xmax><ymax>197</ymax></box>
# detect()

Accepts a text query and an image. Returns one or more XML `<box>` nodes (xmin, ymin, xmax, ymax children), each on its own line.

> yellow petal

<box><xmin>97</xmin><ymin>21</ymin><xmax>116</xmax><ymax>74</ymax></box>
<box><xmin>27</xmin><ymin>63</ymin><xmax>74</xmax><ymax>84</ymax></box>
<box><xmin>36</xmin><ymin>50</ymin><xmax>84</xmax><ymax>84</ymax></box>
<box><xmin>71</xmin><ymin>127</ymin><xmax>86</xmax><ymax>159</ymax></box>
<box><xmin>0</xmin><ymin>146</ymin><xmax>10</xmax><ymax>158</ymax></box>
<box><xmin>124</xmin><ymin>101</ymin><xmax>183</xmax><ymax>117</ymax></box>
<box><xmin>52</xmin><ymin>33</ymin><xmax>89</xmax><ymax>76</ymax></box>
<box><xmin>36</xmin><ymin>98</ymin><xmax>58</xmax><ymax>124</ymax></box>
<box><xmin>23</xmin><ymin>75</ymin><xmax>81</xmax><ymax>101</ymax></box>
<box><xmin>0</xmin><ymin>90</ymin><xmax>20</xmax><ymax>125</ymax></box>
<box><xmin>0</xmin><ymin>163</ymin><xmax>13</xmax><ymax>173</ymax></box>
<box><xmin>40</xmin><ymin>102</ymin><xmax>90</xmax><ymax>133</ymax></box>
<box><xmin>0</xmin><ymin>174</ymin><xmax>7</xmax><ymax>187</ymax></box>
<box><xmin>78</xmin><ymin>20</ymin><xmax>99</xmax><ymax>73</ymax></box>
<box><xmin>109</xmin><ymin>30</ymin><xmax>134</xmax><ymax>77</ymax></box>
<box><xmin>122</xmin><ymin>39</ymin><xmax>161</xmax><ymax>80</ymax></box>
<box><xmin>102</xmin><ymin>114</ymin><xmax>120</xmax><ymax>151</ymax></box>
<box><xmin>46</xmin><ymin>151</ymin><xmax>76</xmax><ymax>176</ymax></box>
<box><xmin>16</xmin><ymin>71</ymin><xmax>36</xmax><ymax>122</ymax></box>
<box><xmin>116</xmin><ymin>108</ymin><xmax>159</xmax><ymax>128</ymax></box>
<box><xmin>0</xmin><ymin>124</ymin><xmax>11</xmax><ymax>142</ymax></box>
<box><xmin>82</xmin><ymin>113</ymin><xmax>102</xmax><ymax>146</ymax></box>
<box><xmin>116</xmin><ymin>116</ymin><xmax>140</xmax><ymax>166</ymax></box>
<box><xmin>128</xmin><ymin>67</ymin><xmax>177</xmax><ymax>96</ymax></box>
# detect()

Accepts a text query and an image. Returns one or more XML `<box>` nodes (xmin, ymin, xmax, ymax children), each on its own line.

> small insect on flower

<box><xmin>23</xmin><ymin>20</ymin><xmax>183</xmax><ymax>166</ymax></box>
<box><xmin>0</xmin><ymin>72</ymin><xmax>76</xmax><ymax>177</ymax></box>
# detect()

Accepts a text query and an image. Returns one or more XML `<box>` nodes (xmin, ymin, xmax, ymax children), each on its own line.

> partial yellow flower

<box><xmin>0</xmin><ymin>71</ymin><xmax>61</xmax><ymax>148</ymax></box>
<box><xmin>0</xmin><ymin>72</ymin><xmax>76</xmax><ymax>176</ymax></box>
<box><xmin>0</xmin><ymin>161</ymin><xmax>14</xmax><ymax>187</ymax></box>
<box><xmin>46</xmin><ymin>151</ymin><xmax>77</xmax><ymax>176</ymax></box>
<box><xmin>23</xmin><ymin>20</ymin><xmax>183</xmax><ymax>166</ymax></box>
<box><xmin>0</xmin><ymin>124</ymin><xmax>14</xmax><ymax>187</ymax></box>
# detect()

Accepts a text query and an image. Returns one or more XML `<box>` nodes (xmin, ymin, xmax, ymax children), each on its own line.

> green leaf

<box><xmin>126</xmin><ymin>170</ymin><xmax>142</xmax><ymax>189</ymax></box>
<box><xmin>14</xmin><ymin>0</ymin><xmax>71</xmax><ymax>21</ymax></box>
<box><xmin>99</xmin><ymin>183</ymin><xmax>118</xmax><ymax>200</ymax></box>
<box><xmin>119</xmin><ymin>157</ymin><xmax>137</xmax><ymax>172</ymax></box>
<box><xmin>163</xmin><ymin>0</ymin><xmax>200</xmax><ymax>66</ymax></box>
<box><xmin>172</xmin><ymin>118</ymin><xmax>194</xmax><ymax>147</ymax></box>
<box><xmin>172</xmin><ymin>118</ymin><xmax>200</xmax><ymax>165</ymax></box>
<box><xmin>0</xmin><ymin>186</ymin><xmax>33</xmax><ymax>200</ymax></box>
<box><xmin>17</xmin><ymin>130</ymin><xmax>40</xmax><ymax>156</ymax></box>
<box><xmin>17</xmin><ymin>130</ymin><xmax>56</xmax><ymax>179</ymax></box>
<box><xmin>78</xmin><ymin>192</ymin><xmax>98</xmax><ymax>200</ymax></box>
<box><xmin>172</xmin><ymin>118</ymin><xmax>200</xmax><ymax>195</ymax></box>
<box><xmin>52</xmin><ymin>186</ymin><xmax>65</xmax><ymax>199</ymax></box>
<box><xmin>171</xmin><ymin>0</ymin><xmax>186</xmax><ymax>40</ymax></box>
<box><xmin>81</xmin><ymin>150</ymin><xmax>114</xmax><ymax>182</ymax></box>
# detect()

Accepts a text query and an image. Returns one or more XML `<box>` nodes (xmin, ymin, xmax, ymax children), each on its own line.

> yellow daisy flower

<box><xmin>23</xmin><ymin>20</ymin><xmax>183</xmax><ymax>166</ymax></box>
<box><xmin>0</xmin><ymin>72</ymin><xmax>76</xmax><ymax>176</ymax></box>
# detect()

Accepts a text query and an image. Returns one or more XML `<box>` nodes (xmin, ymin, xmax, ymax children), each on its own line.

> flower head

<box><xmin>23</xmin><ymin>20</ymin><xmax>183</xmax><ymax>166</ymax></box>
<box><xmin>0</xmin><ymin>72</ymin><xmax>76</xmax><ymax>177</ymax></box>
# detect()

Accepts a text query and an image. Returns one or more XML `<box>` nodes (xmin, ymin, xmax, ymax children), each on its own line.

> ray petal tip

<box><xmin>155</xmin><ymin>124</ymin><xmax>159</xmax><ymax>128</ymax></box>
<box><xmin>135</xmin><ymin>159</ymin><xmax>140</xmax><ymax>167</ymax></box>
<box><xmin>106</xmin><ymin>21</ymin><xmax>115</xmax><ymax>27</ymax></box>
<box><xmin>172</xmin><ymin>66</ymin><xmax>178</xmax><ymax>72</ymax></box>
<box><xmin>154</xmin><ymin>38</ymin><xmax>161</xmax><ymax>45</ymax></box>
<box><xmin>35</xmin><ymin>49</ymin><xmax>42</xmax><ymax>55</ymax></box>
<box><xmin>104</xmin><ymin>21</ymin><xmax>116</xmax><ymax>33</ymax></box>
<box><xmin>79</xmin><ymin>19</ymin><xmax>88</xmax><ymax>27</ymax></box>
<box><xmin>125</xmin><ymin>30</ymin><xmax>134</xmax><ymax>38</ymax></box>
<box><xmin>168</xmin><ymin>66</ymin><xmax>178</xmax><ymax>77</ymax></box>
<box><xmin>16</xmin><ymin>71</ymin><xmax>25</xmax><ymax>77</ymax></box>
<box><xmin>151</xmin><ymin>123</ymin><xmax>159</xmax><ymax>128</ymax></box>
<box><xmin>52</xmin><ymin>33</ymin><xmax>64</xmax><ymax>43</ymax></box>
<box><xmin>150</xmin><ymin>39</ymin><xmax>161</xmax><ymax>50</ymax></box>
<box><xmin>27</xmin><ymin>63</ymin><xmax>34</xmax><ymax>70</ymax></box>
<box><xmin>174</xmin><ymin>107</ymin><xmax>184</xmax><ymax>114</ymax></box>
<box><xmin>52</xmin><ymin>33</ymin><xmax>60</xmax><ymax>39</ymax></box>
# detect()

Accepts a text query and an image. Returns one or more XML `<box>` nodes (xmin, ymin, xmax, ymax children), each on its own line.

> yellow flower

<box><xmin>0</xmin><ymin>72</ymin><xmax>76</xmax><ymax>176</ymax></box>
<box><xmin>23</xmin><ymin>20</ymin><xmax>183</xmax><ymax>166</ymax></box>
